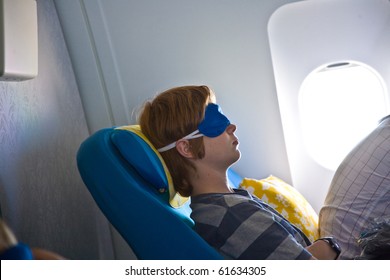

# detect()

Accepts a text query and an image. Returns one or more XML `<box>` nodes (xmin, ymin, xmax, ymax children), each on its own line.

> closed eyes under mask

<box><xmin>157</xmin><ymin>103</ymin><xmax>231</xmax><ymax>152</ymax></box>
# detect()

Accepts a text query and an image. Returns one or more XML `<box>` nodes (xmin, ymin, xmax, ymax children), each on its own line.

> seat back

<box><xmin>77</xmin><ymin>127</ymin><xmax>225</xmax><ymax>259</ymax></box>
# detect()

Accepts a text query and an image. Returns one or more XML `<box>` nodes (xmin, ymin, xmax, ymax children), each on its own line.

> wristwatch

<box><xmin>317</xmin><ymin>237</ymin><xmax>342</xmax><ymax>259</ymax></box>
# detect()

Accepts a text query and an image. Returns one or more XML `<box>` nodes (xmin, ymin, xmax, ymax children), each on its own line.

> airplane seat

<box><xmin>76</xmin><ymin>125</ymin><xmax>241</xmax><ymax>260</ymax></box>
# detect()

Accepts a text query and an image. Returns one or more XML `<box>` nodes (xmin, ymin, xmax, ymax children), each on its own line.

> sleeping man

<box><xmin>138</xmin><ymin>85</ymin><xmax>340</xmax><ymax>260</ymax></box>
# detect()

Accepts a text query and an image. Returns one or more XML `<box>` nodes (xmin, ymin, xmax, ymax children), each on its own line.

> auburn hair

<box><xmin>138</xmin><ymin>85</ymin><xmax>215</xmax><ymax>197</ymax></box>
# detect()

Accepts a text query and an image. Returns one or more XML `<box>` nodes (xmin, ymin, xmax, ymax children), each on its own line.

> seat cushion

<box><xmin>240</xmin><ymin>175</ymin><xmax>319</xmax><ymax>242</ymax></box>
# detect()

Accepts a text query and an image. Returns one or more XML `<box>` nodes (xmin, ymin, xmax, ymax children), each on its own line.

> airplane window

<box><xmin>299</xmin><ymin>61</ymin><xmax>389</xmax><ymax>170</ymax></box>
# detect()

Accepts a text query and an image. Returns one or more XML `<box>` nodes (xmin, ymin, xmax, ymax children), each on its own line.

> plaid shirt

<box><xmin>319</xmin><ymin>115</ymin><xmax>390</xmax><ymax>259</ymax></box>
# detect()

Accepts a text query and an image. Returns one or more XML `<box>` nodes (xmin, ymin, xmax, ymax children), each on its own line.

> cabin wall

<box><xmin>268</xmin><ymin>0</ymin><xmax>390</xmax><ymax>212</ymax></box>
<box><xmin>54</xmin><ymin>0</ymin><xmax>298</xmax><ymax>185</ymax></box>
<box><xmin>0</xmin><ymin>0</ymin><xmax>112</xmax><ymax>259</ymax></box>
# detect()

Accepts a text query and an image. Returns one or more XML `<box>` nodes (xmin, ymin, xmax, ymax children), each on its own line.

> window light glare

<box><xmin>299</xmin><ymin>62</ymin><xmax>388</xmax><ymax>170</ymax></box>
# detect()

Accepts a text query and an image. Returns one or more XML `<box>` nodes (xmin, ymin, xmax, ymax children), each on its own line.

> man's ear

<box><xmin>176</xmin><ymin>139</ymin><xmax>194</xmax><ymax>158</ymax></box>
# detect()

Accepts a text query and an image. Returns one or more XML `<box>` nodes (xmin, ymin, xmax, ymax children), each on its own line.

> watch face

<box><xmin>317</xmin><ymin>237</ymin><xmax>341</xmax><ymax>259</ymax></box>
<box><xmin>324</xmin><ymin>237</ymin><xmax>341</xmax><ymax>258</ymax></box>
<box><xmin>333</xmin><ymin>239</ymin><xmax>341</xmax><ymax>250</ymax></box>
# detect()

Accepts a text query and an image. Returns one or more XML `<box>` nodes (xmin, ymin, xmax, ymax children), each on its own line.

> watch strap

<box><xmin>316</xmin><ymin>237</ymin><xmax>341</xmax><ymax>260</ymax></box>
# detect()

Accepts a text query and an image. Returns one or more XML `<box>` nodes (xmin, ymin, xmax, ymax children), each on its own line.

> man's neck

<box><xmin>190</xmin><ymin>167</ymin><xmax>233</xmax><ymax>196</ymax></box>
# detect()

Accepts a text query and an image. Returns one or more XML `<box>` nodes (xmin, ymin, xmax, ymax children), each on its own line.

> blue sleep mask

<box><xmin>198</xmin><ymin>103</ymin><xmax>231</xmax><ymax>137</ymax></box>
<box><xmin>158</xmin><ymin>103</ymin><xmax>231</xmax><ymax>152</ymax></box>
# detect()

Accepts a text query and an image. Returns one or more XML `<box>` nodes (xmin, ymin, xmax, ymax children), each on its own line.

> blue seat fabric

<box><xmin>77</xmin><ymin>127</ymin><xmax>240</xmax><ymax>259</ymax></box>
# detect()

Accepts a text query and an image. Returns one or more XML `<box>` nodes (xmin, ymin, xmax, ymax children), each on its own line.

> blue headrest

<box><xmin>0</xmin><ymin>243</ymin><xmax>33</xmax><ymax>260</ymax></box>
<box><xmin>111</xmin><ymin>125</ymin><xmax>189</xmax><ymax>207</ymax></box>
